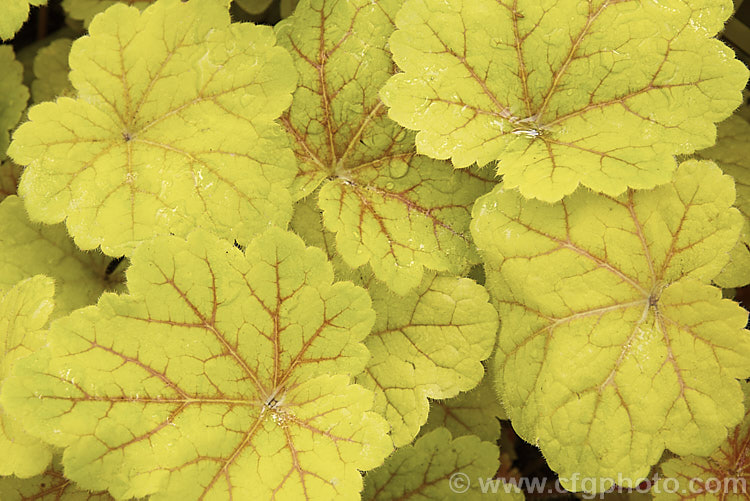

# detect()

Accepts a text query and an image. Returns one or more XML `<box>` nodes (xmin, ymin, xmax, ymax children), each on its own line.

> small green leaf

<box><xmin>10</xmin><ymin>0</ymin><xmax>297</xmax><ymax>256</ymax></box>
<box><xmin>693</xmin><ymin>114</ymin><xmax>750</xmax><ymax>287</ymax></box>
<box><xmin>280</xmin><ymin>0</ymin><xmax>298</xmax><ymax>17</ymax></box>
<box><xmin>356</xmin><ymin>272</ymin><xmax>497</xmax><ymax>446</ymax></box>
<box><xmin>0</xmin><ymin>196</ymin><xmax>126</xmax><ymax>318</ymax></box>
<box><xmin>0</xmin><ymin>276</ymin><xmax>54</xmax><ymax>477</ymax></box>
<box><xmin>0</xmin><ymin>0</ymin><xmax>48</xmax><ymax>40</ymax></box>
<box><xmin>0</xmin><ymin>455</ymin><xmax>117</xmax><ymax>500</ymax></box>
<box><xmin>234</xmin><ymin>0</ymin><xmax>274</xmax><ymax>15</ymax></box>
<box><xmin>31</xmin><ymin>39</ymin><xmax>74</xmax><ymax>104</ymax></box>
<box><xmin>363</xmin><ymin>427</ymin><xmax>519</xmax><ymax>500</ymax></box>
<box><xmin>0</xmin><ymin>46</ymin><xmax>29</xmax><ymax>159</ymax></box>
<box><xmin>421</xmin><ymin>371</ymin><xmax>505</xmax><ymax>443</ymax></box>
<box><xmin>472</xmin><ymin>160</ymin><xmax>750</xmax><ymax>487</ymax></box>
<box><xmin>290</xmin><ymin>192</ymin><xmax>370</xmax><ymax>283</ymax></box>
<box><xmin>277</xmin><ymin>0</ymin><xmax>494</xmax><ymax>295</ymax></box>
<box><xmin>318</xmin><ymin>165</ymin><xmax>495</xmax><ymax>295</ymax></box>
<box><xmin>381</xmin><ymin>0</ymin><xmax>748</xmax><ymax>201</ymax></box>
<box><xmin>61</xmin><ymin>0</ymin><xmax>167</xmax><ymax>26</ymax></box>
<box><xmin>1</xmin><ymin>228</ymin><xmax>391</xmax><ymax>500</ymax></box>
<box><xmin>654</xmin><ymin>383</ymin><xmax>750</xmax><ymax>501</ymax></box>
<box><xmin>715</xmin><ymin>220</ymin><xmax>750</xmax><ymax>288</ymax></box>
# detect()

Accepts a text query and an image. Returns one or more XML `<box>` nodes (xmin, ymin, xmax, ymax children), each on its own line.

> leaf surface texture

<box><xmin>10</xmin><ymin>0</ymin><xmax>297</xmax><ymax>256</ymax></box>
<box><xmin>382</xmin><ymin>0</ymin><xmax>747</xmax><ymax>201</ymax></box>
<box><xmin>277</xmin><ymin>0</ymin><xmax>494</xmax><ymax>294</ymax></box>
<box><xmin>1</xmin><ymin>228</ymin><xmax>392</xmax><ymax>500</ymax></box>
<box><xmin>472</xmin><ymin>160</ymin><xmax>750</xmax><ymax>485</ymax></box>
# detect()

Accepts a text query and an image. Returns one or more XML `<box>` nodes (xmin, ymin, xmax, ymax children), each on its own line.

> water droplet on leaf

<box><xmin>389</xmin><ymin>159</ymin><xmax>409</xmax><ymax>179</ymax></box>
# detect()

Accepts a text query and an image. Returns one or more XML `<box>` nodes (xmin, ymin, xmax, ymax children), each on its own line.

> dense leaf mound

<box><xmin>0</xmin><ymin>0</ymin><xmax>748</xmax><ymax>499</ymax></box>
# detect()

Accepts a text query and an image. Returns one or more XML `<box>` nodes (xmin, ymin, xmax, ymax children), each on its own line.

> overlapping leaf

<box><xmin>276</xmin><ymin>0</ymin><xmax>494</xmax><ymax>295</ymax></box>
<box><xmin>61</xmin><ymin>0</ymin><xmax>155</xmax><ymax>26</ymax></box>
<box><xmin>0</xmin><ymin>276</ymin><xmax>54</xmax><ymax>477</ymax></box>
<box><xmin>654</xmin><ymin>383</ymin><xmax>750</xmax><ymax>501</ymax></box>
<box><xmin>1</xmin><ymin>0</ymin><xmax>47</xmax><ymax>40</ymax></box>
<box><xmin>0</xmin><ymin>46</ymin><xmax>29</xmax><ymax>158</ymax></box>
<box><xmin>290</xmin><ymin>193</ymin><xmax>369</xmax><ymax>283</ymax></box>
<box><xmin>0</xmin><ymin>196</ymin><xmax>126</xmax><ymax>319</ymax></box>
<box><xmin>716</xmin><ymin>220</ymin><xmax>750</xmax><ymax>288</ymax></box>
<box><xmin>421</xmin><ymin>371</ymin><xmax>505</xmax><ymax>443</ymax></box>
<box><xmin>472</xmin><ymin>160</ymin><xmax>750</xmax><ymax>488</ymax></box>
<box><xmin>9</xmin><ymin>0</ymin><xmax>297</xmax><ymax>256</ymax></box>
<box><xmin>294</xmin><ymin>200</ymin><xmax>502</xmax><ymax>445</ymax></box>
<box><xmin>694</xmin><ymin>114</ymin><xmax>750</xmax><ymax>287</ymax></box>
<box><xmin>0</xmin><ymin>456</ymin><xmax>116</xmax><ymax>500</ymax></box>
<box><xmin>1</xmin><ymin>228</ymin><xmax>392</xmax><ymax>500</ymax></box>
<box><xmin>31</xmin><ymin>38</ymin><xmax>74</xmax><ymax>104</ymax></box>
<box><xmin>381</xmin><ymin>0</ymin><xmax>748</xmax><ymax>201</ymax></box>
<box><xmin>355</xmin><ymin>272</ymin><xmax>497</xmax><ymax>446</ymax></box>
<box><xmin>363</xmin><ymin>427</ymin><xmax>519</xmax><ymax>500</ymax></box>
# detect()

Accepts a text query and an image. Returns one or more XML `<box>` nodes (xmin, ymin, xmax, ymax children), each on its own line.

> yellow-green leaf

<box><xmin>356</xmin><ymin>272</ymin><xmax>497</xmax><ymax>446</ymax></box>
<box><xmin>0</xmin><ymin>0</ymin><xmax>48</xmax><ymax>40</ymax></box>
<box><xmin>62</xmin><ymin>0</ymin><xmax>164</xmax><ymax>27</ymax></box>
<box><xmin>0</xmin><ymin>196</ymin><xmax>126</xmax><ymax>319</ymax></box>
<box><xmin>277</xmin><ymin>0</ymin><xmax>494</xmax><ymax>295</ymax></box>
<box><xmin>1</xmin><ymin>228</ymin><xmax>392</xmax><ymax>500</ymax></box>
<box><xmin>0</xmin><ymin>455</ymin><xmax>117</xmax><ymax>500</ymax></box>
<box><xmin>694</xmin><ymin>114</ymin><xmax>750</xmax><ymax>287</ymax></box>
<box><xmin>9</xmin><ymin>0</ymin><xmax>297</xmax><ymax>256</ymax></box>
<box><xmin>472</xmin><ymin>159</ymin><xmax>750</xmax><ymax>488</ymax></box>
<box><xmin>654</xmin><ymin>383</ymin><xmax>750</xmax><ymax>501</ymax></box>
<box><xmin>421</xmin><ymin>371</ymin><xmax>505</xmax><ymax>443</ymax></box>
<box><xmin>0</xmin><ymin>46</ymin><xmax>29</xmax><ymax>159</ymax></box>
<box><xmin>31</xmin><ymin>38</ymin><xmax>74</xmax><ymax>104</ymax></box>
<box><xmin>363</xmin><ymin>427</ymin><xmax>520</xmax><ymax>500</ymax></box>
<box><xmin>0</xmin><ymin>276</ymin><xmax>54</xmax><ymax>477</ymax></box>
<box><xmin>290</xmin><ymin>192</ymin><xmax>370</xmax><ymax>283</ymax></box>
<box><xmin>381</xmin><ymin>0</ymin><xmax>748</xmax><ymax>202</ymax></box>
